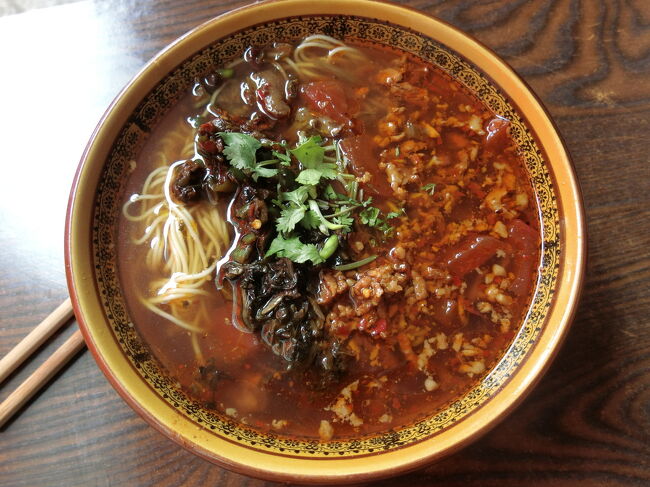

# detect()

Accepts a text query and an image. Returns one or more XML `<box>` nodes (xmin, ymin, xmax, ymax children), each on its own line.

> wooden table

<box><xmin>1</xmin><ymin>1</ymin><xmax>648</xmax><ymax>485</ymax></box>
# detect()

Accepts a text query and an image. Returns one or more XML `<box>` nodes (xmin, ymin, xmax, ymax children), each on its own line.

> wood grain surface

<box><xmin>1</xmin><ymin>0</ymin><xmax>648</xmax><ymax>485</ymax></box>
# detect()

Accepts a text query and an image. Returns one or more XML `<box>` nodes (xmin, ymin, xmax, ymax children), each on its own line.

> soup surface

<box><xmin>118</xmin><ymin>36</ymin><xmax>540</xmax><ymax>440</ymax></box>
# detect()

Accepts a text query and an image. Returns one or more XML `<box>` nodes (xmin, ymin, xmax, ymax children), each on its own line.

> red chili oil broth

<box><xmin>117</xmin><ymin>41</ymin><xmax>541</xmax><ymax>440</ymax></box>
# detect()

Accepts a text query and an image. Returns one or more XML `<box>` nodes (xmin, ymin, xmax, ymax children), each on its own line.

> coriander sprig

<box><xmin>218</xmin><ymin>132</ymin><xmax>402</xmax><ymax>265</ymax></box>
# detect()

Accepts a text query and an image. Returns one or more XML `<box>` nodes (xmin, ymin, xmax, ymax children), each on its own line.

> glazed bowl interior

<box><xmin>65</xmin><ymin>0</ymin><xmax>585</xmax><ymax>483</ymax></box>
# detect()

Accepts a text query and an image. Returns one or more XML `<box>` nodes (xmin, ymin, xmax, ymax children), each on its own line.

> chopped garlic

<box><xmin>452</xmin><ymin>333</ymin><xmax>464</xmax><ymax>352</ymax></box>
<box><xmin>493</xmin><ymin>221</ymin><xmax>508</xmax><ymax>238</ymax></box>
<box><xmin>424</xmin><ymin>376</ymin><xmax>439</xmax><ymax>391</ymax></box>
<box><xmin>492</xmin><ymin>264</ymin><xmax>506</xmax><ymax>276</ymax></box>
<box><xmin>515</xmin><ymin>192</ymin><xmax>529</xmax><ymax>209</ymax></box>
<box><xmin>435</xmin><ymin>333</ymin><xmax>449</xmax><ymax>350</ymax></box>
<box><xmin>319</xmin><ymin>420</ymin><xmax>334</xmax><ymax>441</ymax></box>
<box><xmin>459</xmin><ymin>360</ymin><xmax>486</xmax><ymax>376</ymax></box>
<box><xmin>468</xmin><ymin>114</ymin><xmax>486</xmax><ymax>135</ymax></box>
<box><xmin>271</xmin><ymin>419</ymin><xmax>288</xmax><ymax>430</ymax></box>
<box><xmin>378</xmin><ymin>413</ymin><xmax>393</xmax><ymax>424</ymax></box>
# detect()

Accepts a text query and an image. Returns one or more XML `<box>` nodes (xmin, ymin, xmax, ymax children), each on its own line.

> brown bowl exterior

<box><xmin>65</xmin><ymin>0</ymin><xmax>586</xmax><ymax>483</ymax></box>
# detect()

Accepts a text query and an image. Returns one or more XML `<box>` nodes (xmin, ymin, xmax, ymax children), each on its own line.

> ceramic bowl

<box><xmin>65</xmin><ymin>0</ymin><xmax>586</xmax><ymax>483</ymax></box>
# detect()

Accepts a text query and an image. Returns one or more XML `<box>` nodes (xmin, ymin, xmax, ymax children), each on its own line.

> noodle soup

<box><xmin>118</xmin><ymin>36</ymin><xmax>540</xmax><ymax>440</ymax></box>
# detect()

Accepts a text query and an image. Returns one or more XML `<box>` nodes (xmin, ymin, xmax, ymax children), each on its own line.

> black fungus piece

<box><xmin>171</xmin><ymin>159</ymin><xmax>207</xmax><ymax>203</ymax></box>
<box><xmin>221</xmin><ymin>256</ymin><xmax>348</xmax><ymax>382</ymax></box>
<box><xmin>239</xmin><ymin>258</ymin><xmax>302</xmax><ymax>304</ymax></box>
<box><xmin>221</xmin><ymin>261</ymin><xmax>245</xmax><ymax>280</ymax></box>
<box><xmin>202</xmin><ymin>157</ymin><xmax>235</xmax><ymax>203</ymax></box>
<box><xmin>313</xmin><ymin>339</ymin><xmax>349</xmax><ymax>389</ymax></box>
<box><xmin>234</xmin><ymin>185</ymin><xmax>271</xmax><ymax>226</ymax></box>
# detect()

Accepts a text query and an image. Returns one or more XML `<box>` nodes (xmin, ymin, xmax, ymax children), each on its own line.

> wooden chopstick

<box><xmin>0</xmin><ymin>299</ymin><xmax>86</xmax><ymax>428</ymax></box>
<box><xmin>0</xmin><ymin>298</ymin><xmax>75</xmax><ymax>384</ymax></box>
<box><xmin>0</xmin><ymin>330</ymin><xmax>85</xmax><ymax>428</ymax></box>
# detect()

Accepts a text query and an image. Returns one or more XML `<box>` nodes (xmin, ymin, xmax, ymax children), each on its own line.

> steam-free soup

<box><xmin>118</xmin><ymin>36</ymin><xmax>540</xmax><ymax>440</ymax></box>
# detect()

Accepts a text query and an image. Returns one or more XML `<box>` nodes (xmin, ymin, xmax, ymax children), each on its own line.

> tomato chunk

<box><xmin>508</xmin><ymin>218</ymin><xmax>539</xmax><ymax>255</ymax></box>
<box><xmin>507</xmin><ymin>219</ymin><xmax>540</xmax><ymax>296</ymax></box>
<box><xmin>302</xmin><ymin>80</ymin><xmax>349</xmax><ymax>122</ymax></box>
<box><xmin>440</xmin><ymin>234</ymin><xmax>511</xmax><ymax>277</ymax></box>
<box><xmin>484</xmin><ymin>117</ymin><xmax>511</xmax><ymax>154</ymax></box>
<box><xmin>510</xmin><ymin>254</ymin><xmax>537</xmax><ymax>296</ymax></box>
<box><xmin>339</xmin><ymin>135</ymin><xmax>392</xmax><ymax>196</ymax></box>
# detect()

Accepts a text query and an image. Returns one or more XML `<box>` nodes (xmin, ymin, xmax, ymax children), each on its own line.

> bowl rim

<box><xmin>65</xmin><ymin>0</ymin><xmax>586</xmax><ymax>483</ymax></box>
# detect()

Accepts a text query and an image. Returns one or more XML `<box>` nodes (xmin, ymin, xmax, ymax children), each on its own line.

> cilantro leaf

<box><xmin>332</xmin><ymin>214</ymin><xmax>354</xmax><ymax>230</ymax></box>
<box><xmin>290</xmin><ymin>136</ymin><xmax>338</xmax><ymax>180</ymax></box>
<box><xmin>273</xmin><ymin>150</ymin><xmax>292</xmax><ymax>166</ymax></box>
<box><xmin>296</xmin><ymin>168</ymin><xmax>324</xmax><ymax>185</ymax></box>
<box><xmin>290</xmin><ymin>136</ymin><xmax>325</xmax><ymax>168</ymax></box>
<box><xmin>218</xmin><ymin>132</ymin><xmax>260</xmax><ymax>172</ymax></box>
<box><xmin>359</xmin><ymin>205</ymin><xmax>401</xmax><ymax>235</ymax></box>
<box><xmin>265</xmin><ymin>235</ymin><xmax>324</xmax><ymax>264</ymax></box>
<box><xmin>323</xmin><ymin>184</ymin><xmax>338</xmax><ymax>200</ymax></box>
<box><xmin>359</xmin><ymin>206</ymin><xmax>382</xmax><ymax>227</ymax></box>
<box><xmin>281</xmin><ymin>186</ymin><xmax>311</xmax><ymax>206</ymax></box>
<box><xmin>386</xmin><ymin>208</ymin><xmax>406</xmax><ymax>219</ymax></box>
<box><xmin>276</xmin><ymin>206</ymin><xmax>306</xmax><ymax>234</ymax></box>
<box><xmin>315</xmin><ymin>162</ymin><xmax>339</xmax><ymax>180</ymax></box>
<box><xmin>307</xmin><ymin>200</ymin><xmax>347</xmax><ymax>232</ymax></box>
<box><xmin>300</xmin><ymin>209</ymin><xmax>321</xmax><ymax>230</ymax></box>
<box><xmin>218</xmin><ymin>132</ymin><xmax>278</xmax><ymax>180</ymax></box>
<box><xmin>421</xmin><ymin>183</ymin><xmax>436</xmax><ymax>195</ymax></box>
<box><xmin>253</xmin><ymin>166</ymin><xmax>279</xmax><ymax>179</ymax></box>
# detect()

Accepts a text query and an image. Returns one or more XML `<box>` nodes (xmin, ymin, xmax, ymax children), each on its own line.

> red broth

<box><xmin>118</xmin><ymin>39</ymin><xmax>540</xmax><ymax>440</ymax></box>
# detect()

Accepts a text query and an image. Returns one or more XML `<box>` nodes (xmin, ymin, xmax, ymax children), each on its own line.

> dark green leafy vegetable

<box><xmin>221</xmin><ymin>258</ymin><xmax>347</xmax><ymax>380</ymax></box>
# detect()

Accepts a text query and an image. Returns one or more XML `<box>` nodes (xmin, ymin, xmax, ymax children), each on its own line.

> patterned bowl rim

<box><xmin>65</xmin><ymin>0</ymin><xmax>586</xmax><ymax>483</ymax></box>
